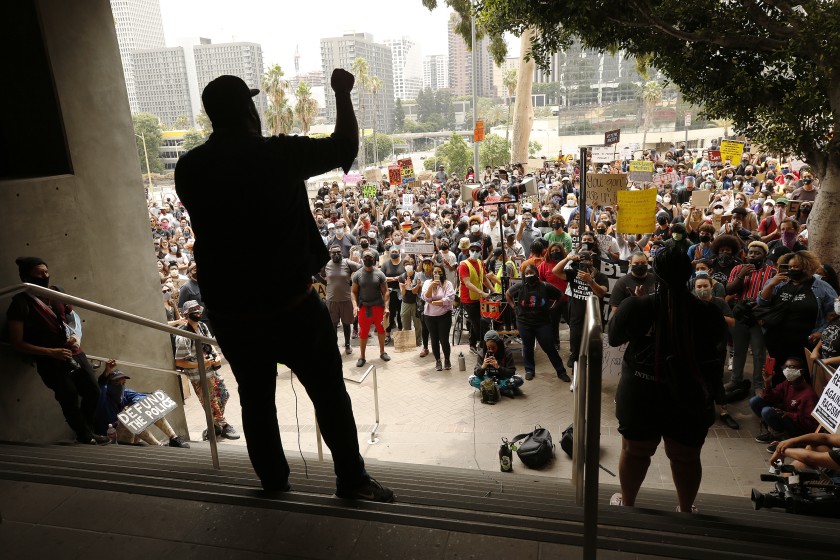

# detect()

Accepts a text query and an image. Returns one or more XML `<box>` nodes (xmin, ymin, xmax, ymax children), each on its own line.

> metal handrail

<box><xmin>0</xmin><ymin>283</ymin><xmax>221</xmax><ymax>469</ymax></box>
<box><xmin>572</xmin><ymin>295</ymin><xmax>603</xmax><ymax>560</ymax></box>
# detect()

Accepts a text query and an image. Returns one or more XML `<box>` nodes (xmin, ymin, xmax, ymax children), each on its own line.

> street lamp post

<box><xmin>471</xmin><ymin>11</ymin><xmax>480</xmax><ymax>173</ymax></box>
<box><xmin>135</xmin><ymin>133</ymin><xmax>153</xmax><ymax>194</ymax></box>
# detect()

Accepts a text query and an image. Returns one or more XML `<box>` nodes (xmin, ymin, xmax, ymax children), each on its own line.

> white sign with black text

<box><xmin>812</xmin><ymin>367</ymin><xmax>840</xmax><ymax>433</ymax></box>
<box><xmin>117</xmin><ymin>390</ymin><xmax>178</xmax><ymax>435</ymax></box>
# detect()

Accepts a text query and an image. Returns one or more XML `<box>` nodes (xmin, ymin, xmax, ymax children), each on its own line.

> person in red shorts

<box><xmin>351</xmin><ymin>250</ymin><xmax>391</xmax><ymax>367</ymax></box>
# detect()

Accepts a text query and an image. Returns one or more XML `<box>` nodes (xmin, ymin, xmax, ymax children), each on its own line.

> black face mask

<box><xmin>440</xmin><ymin>244</ymin><xmax>449</xmax><ymax>251</ymax></box>
<box><xmin>717</xmin><ymin>253</ymin><xmax>733</xmax><ymax>264</ymax></box>
<box><xmin>390</xmin><ymin>253</ymin><xmax>400</xmax><ymax>260</ymax></box>
<box><xmin>360</xmin><ymin>241</ymin><xmax>369</xmax><ymax>248</ymax></box>
<box><xmin>552</xmin><ymin>223</ymin><xmax>562</xmax><ymax>230</ymax></box>
<box><xmin>363</xmin><ymin>258</ymin><xmax>375</xmax><ymax>267</ymax></box>
<box><xmin>749</xmin><ymin>257</ymin><xmax>765</xmax><ymax>267</ymax></box>
<box><xmin>550</xmin><ymin>251</ymin><xmax>563</xmax><ymax>261</ymax></box>
<box><xmin>189</xmin><ymin>313</ymin><xmax>202</xmax><ymax>322</ymax></box>
<box><xmin>631</xmin><ymin>264</ymin><xmax>648</xmax><ymax>277</ymax></box>
<box><xmin>331</xmin><ymin>254</ymin><xmax>342</xmax><ymax>263</ymax></box>
<box><xmin>787</xmin><ymin>269</ymin><xmax>805</xmax><ymax>281</ymax></box>
<box><xmin>699</xmin><ymin>235</ymin><xmax>711</xmax><ymax>243</ymax></box>
<box><xmin>657</xmin><ymin>219</ymin><xmax>668</xmax><ymax>226</ymax></box>
<box><xmin>524</xmin><ymin>274</ymin><xmax>539</xmax><ymax>285</ymax></box>
<box><xmin>596</xmin><ymin>228</ymin><xmax>607</xmax><ymax>234</ymax></box>
<box><xmin>28</xmin><ymin>276</ymin><xmax>49</xmax><ymax>288</ymax></box>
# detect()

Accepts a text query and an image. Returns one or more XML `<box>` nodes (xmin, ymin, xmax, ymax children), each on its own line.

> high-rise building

<box><xmin>132</xmin><ymin>39</ymin><xmax>266</xmax><ymax>128</ymax></box>
<box><xmin>492</xmin><ymin>57</ymin><xmax>519</xmax><ymax>99</ymax></box>
<box><xmin>423</xmin><ymin>54</ymin><xmax>449</xmax><ymax>92</ymax></box>
<box><xmin>109</xmin><ymin>0</ymin><xmax>166</xmax><ymax>114</ymax></box>
<box><xmin>383</xmin><ymin>37</ymin><xmax>423</xmax><ymax>102</ymax></box>
<box><xmin>446</xmin><ymin>12</ymin><xmax>494</xmax><ymax>97</ymax></box>
<box><xmin>320</xmin><ymin>32</ymin><xmax>394</xmax><ymax>133</ymax></box>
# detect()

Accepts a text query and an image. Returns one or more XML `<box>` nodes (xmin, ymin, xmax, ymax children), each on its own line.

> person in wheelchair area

<box><xmin>468</xmin><ymin>330</ymin><xmax>524</xmax><ymax>399</ymax></box>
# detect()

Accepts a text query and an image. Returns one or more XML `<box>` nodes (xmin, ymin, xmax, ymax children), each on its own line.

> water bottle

<box><xmin>107</xmin><ymin>423</ymin><xmax>117</xmax><ymax>445</ymax></box>
<box><xmin>458</xmin><ymin>352</ymin><xmax>466</xmax><ymax>371</ymax></box>
<box><xmin>499</xmin><ymin>438</ymin><xmax>513</xmax><ymax>473</ymax></box>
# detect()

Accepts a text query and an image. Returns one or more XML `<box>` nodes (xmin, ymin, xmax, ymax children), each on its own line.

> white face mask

<box><xmin>682</xmin><ymin>209</ymin><xmax>690</xmax><ymax>217</ymax></box>
<box><xmin>721</xmin><ymin>195</ymin><xmax>730</xmax><ymax>203</ymax></box>
<box><xmin>489</xmin><ymin>215</ymin><xmax>497</xmax><ymax>222</ymax></box>
<box><xmin>783</xmin><ymin>367</ymin><xmax>802</xmax><ymax>382</ymax></box>
<box><xmin>508</xmin><ymin>209</ymin><xmax>515</xmax><ymax>216</ymax></box>
<box><xmin>334</xmin><ymin>228</ymin><xmax>344</xmax><ymax>236</ymax></box>
<box><xmin>663</xmin><ymin>196</ymin><xmax>671</xmax><ymax>203</ymax></box>
<box><xmin>470</xmin><ymin>225</ymin><xmax>480</xmax><ymax>233</ymax></box>
<box><xmin>469</xmin><ymin>250</ymin><xmax>481</xmax><ymax>260</ymax></box>
<box><xmin>834</xmin><ymin>301</ymin><xmax>840</xmax><ymax>314</ymax></box>
<box><xmin>405</xmin><ymin>265</ymin><xmax>413</xmax><ymax>273</ymax></box>
<box><xmin>713</xmin><ymin>208</ymin><xmax>724</xmax><ymax>215</ymax></box>
<box><xmin>733</xmin><ymin>180</ymin><xmax>741</xmax><ymax>186</ymax></box>
<box><xmin>695</xmin><ymin>288</ymin><xmax>712</xmax><ymax>300</ymax></box>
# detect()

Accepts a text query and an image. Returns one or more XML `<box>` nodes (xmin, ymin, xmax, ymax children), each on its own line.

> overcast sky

<box><xmin>159</xmin><ymin>0</ymin><xmax>518</xmax><ymax>76</ymax></box>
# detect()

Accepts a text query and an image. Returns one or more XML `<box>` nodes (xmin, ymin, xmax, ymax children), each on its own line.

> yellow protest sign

<box><xmin>586</xmin><ymin>173</ymin><xmax>627</xmax><ymax>207</ymax></box>
<box><xmin>616</xmin><ymin>188</ymin><xmax>658</xmax><ymax>234</ymax></box>
<box><xmin>628</xmin><ymin>161</ymin><xmax>654</xmax><ymax>183</ymax></box>
<box><xmin>720</xmin><ymin>140</ymin><xmax>745</xmax><ymax>167</ymax></box>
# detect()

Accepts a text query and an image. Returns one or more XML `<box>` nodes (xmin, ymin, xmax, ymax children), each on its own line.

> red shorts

<box><xmin>357</xmin><ymin>305</ymin><xmax>385</xmax><ymax>338</ymax></box>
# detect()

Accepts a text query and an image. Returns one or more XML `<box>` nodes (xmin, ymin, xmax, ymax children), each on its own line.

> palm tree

<box><xmin>368</xmin><ymin>75</ymin><xmax>383</xmax><ymax>164</ymax></box>
<box><xmin>262</xmin><ymin>64</ymin><xmax>293</xmax><ymax>135</ymax></box>
<box><xmin>351</xmin><ymin>57</ymin><xmax>370</xmax><ymax>167</ymax></box>
<box><xmin>641</xmin><ymin>80</ymin><xmax>663</xmax><ymax>149</ymax></box>
<box><xmin>502</xmin><ymin>68</ymin><xmax>517</xmax><ymax>143</ymax></box>
<box><xmin>294</xmin><ymin>81</ymin><xmax>318</xmax><ymax>135</ymax></box>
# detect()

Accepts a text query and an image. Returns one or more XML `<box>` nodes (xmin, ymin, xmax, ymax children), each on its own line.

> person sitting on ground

<box><xmin>95</xmin><ymin>359</ymin><xmax>190</xmax><ymax>447</ymax></box>
<box><xmin>173</xmin><ymin>300</ymin><xmax>239</xmax><ymax>441</ymax></box>
<box><xmin>769</xmin><ymin>431</ymin><xmax>840</xmax><ymax>473</ymax></box>
<box><xmin>469</xmin><ymin>330</ymin><xmax>523</xmax><ymax>398</ymax></box>
<box><xmin>751</xmin><ymin>357</ymin><xmax>819</xmax><ymax>451</ymax></box>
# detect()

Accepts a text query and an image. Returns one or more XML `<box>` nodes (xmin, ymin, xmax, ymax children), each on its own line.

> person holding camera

<box><xmin>469</xmin><ymin>330</ymin><xmax>523</xmax><ymax>398</ymax></box>
<box><xmin>173</xmin><ymin>300</ymin><xmax>239</xmax><ymax>441</ymax></box>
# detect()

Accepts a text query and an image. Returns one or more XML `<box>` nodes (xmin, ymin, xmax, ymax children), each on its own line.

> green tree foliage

<box><xmin>132</xmin><ymin>113</ymin><xmax>163</xmax><ymax>173</ymax></box>
<box><xmin>415</xmin><ymin>88</ymin><xmax>457</xmax><ymax>131</ymax></box>
<box><xmin>173</xmin><ymin>115</ymin><xmax>190</xmax><ymax>130</ymax></box>
<box><xmin>294</xmin><ymin>81</ymin><xmax>318</xmax><ymax>135</ymax></box>
<box><xmin>528</xmin><ymin>140</ymin><xmax>542</xmax><ymax>157</ymax></box>
<box><xmin>262</xmin><ymin>64</ymin><xmax>293</xmax><ymax>135</ymax></box>
<box><xmin>364</xmin><ymin>135</ymin><xmax>395</xmax><ymax>164</ymax></box>
<box><xmin>394</xmin><ymin>98</ymin><xmax>405</xmax><ymax>131</ymax></box>
<box><xmin>435</xmin><ymin>132</ymin><xmax>472</xmax><ymax>177</ymax></box>
<box><xmin>196</xmin><ymin>110</ymin><xmax>213</xmax><ymax>133</ymax></box>
<box><xmin>480</xmin><ymin>134</ymin><xmax>511</xmax><ymax>167</ymax></box>
<box><xmin>181</xmin><ymin>128</ymin><xmax>207</xmax><ymax>151</ymax></box>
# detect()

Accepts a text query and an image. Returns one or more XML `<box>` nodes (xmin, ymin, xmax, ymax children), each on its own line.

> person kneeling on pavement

<box><xmin>751</xmin><ymin>358</ymin><xmax>819</xmax><ymax>451</ymax></box>
<box><xmin>469</xmin><ymin>330</ymin><xmax>524</xmax><ymax>399</ymax></box>
<box><xmin>95</xmin><ymin>359</ymin><xmax>189</xmax><ymax>447</ymax></box>
<box><xmin>174</xmin><ymin>300</ymin><xmax>239</xmax><ymax>441</ymax></box>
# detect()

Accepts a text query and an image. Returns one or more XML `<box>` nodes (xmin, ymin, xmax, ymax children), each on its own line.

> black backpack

<box><xmin>511</xmin><ymin>426</ymin><xmax>554</xmax><ymax>468</ymax></box>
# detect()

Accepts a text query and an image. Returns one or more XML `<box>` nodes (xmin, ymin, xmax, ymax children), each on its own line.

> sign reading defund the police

<box><xmin>117</xmin><ymin>390</ymin><xmax>178</xmax><ymax>434</ymax></box>
<box><xmin>812</xmin><ymin>367</ymin><xmax>840</xmax><ymax>433</ymax></box>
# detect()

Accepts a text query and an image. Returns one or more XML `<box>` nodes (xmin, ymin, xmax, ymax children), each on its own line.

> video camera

<box><xmin>751</xmin><ymin>461</ymin><xmax>840</xmax><ymax>517</ymax></box>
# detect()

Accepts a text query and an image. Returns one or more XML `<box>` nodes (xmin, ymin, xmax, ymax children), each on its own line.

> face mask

<box><xmin>699</xmin><ymin>234</ymin><xmax>711</xmax><ymax>243</ymax></box>
<box><xmin>663</xmin><ymin>196</ymin><xmax>671</xmax><ymax>203</ymax></box>
<box><xmin>733</xmin><ymin>180</ymin><xmax>741</xmax><ymax>186</ymax></box>
<box><xmin>596</xmin><ymin>228</ymin><xmax>606</xmax><ymax>234</ymax></box>
<box><xmin>470</xmin><ymin>250</ymin><xmax>481</xmax><ymax>260</ymax></box>
<box><xmin>657</xmin><ymin>218</ymin><xmax>668</xmax><ymax>226</ymax></box>
<box><xmin>764</xmin><ymin>205</ymin><xmax>774</xmax><ymax>213</ymax></box>
<box><xmin>787</xmin><ymin>269</ymin><xmax>804</xmax><ymax>281</ymax></box>
<box><xmin>331</xmin><ymin>253</ymin><xmax>342</xmax><ymax>263</ymax></box>
<box><xmin>524</xmin><ymin>218</ymin><xmax>532</xmax><ymax>227</ymax></box>
<box><xmin>834</xmin><ymin>301</ymin><xmax>840</xmax><ymax>315</ymax></box>
<box><xmin>508</xmin><ymin>209</ymin><xmax>515</xmax><ymax>216</ymax></box>
<box><xmin>672</xmin><ymin>233</ymin><xmax>684</xmax><ymax>241</ymax></box>
<box><xmin>713</xmin><ymin>208</ymin><xmax>724</xmax><ymax>215</ymax></box>
<box><xmin>334</xmin><ymin>228</ymin><xmax>344</xmax><ymax>236</ymax></box>
<box><xmin>718</xmin><ymin>253</ymin><xmax>732</xmax><ymax>263</ymax></box>
<box><xmin>107</xmin><ymin>382</ymin><xmax>125</xmax><ymax>402</ymax></box>
<box><xmin>682</xmin><ymin>209</ymin><xmax>690</xmax><ymax>217</ymax></box>
<box><xmin>28</xmin><ymin>276</ymin><xmax>50</xmax><ymax>288</ymax></box>
<box><xmin>163</xmin><ymin>292</ymin><xmax>171</xmax><ymax>301</ymax></box>
<box><xmin>783</xmin><ymin>367</ymin><xmax>802</xmax><ymax>382</ymax></box>
<box><xmin>363</xmin><ymin>257</ymin><xmax>375</xmax><ymax>267</ymax></box>
<box><xmin>695</xmin><ymin>288</ymin><xmax>712</xmax><ymax>299</ymax></box>
<box><xmin>726</xmin><ymin>174</ymin><xmax>733</xmax><ymax>179</ymax></box>
<box><xmin>524</xmin><ymin>274</ymin><xmax>538</xmax><ymax>285</ymax></box>
<box><xmin>405</xmin><ymin>265</ymin><xmax>414</xmax><ymax>274</ymax></box>
<box><xmin>170</xmin><ymin>270</ymin><xmax>179</xmax><ymax>277</ymax></box>
<box><xmin>489</xmin><ymin>215</ymin><xmax>497</xmax><ymax>222</ymax></box>
<box><xmin>749</xmin><ymin>257</ymin><xmax>764</xmax><ymax>267</ymax></box>
<box><xmin>470</xmin><ymin>225</ymin><xmax>480</xmax><ymax>233</ymax></box>
<box><xmin>631</xmin><ymin>264</ymin><xmax>648</xmax><ymax>276</ymax></box>
<box><xmin>721</xmin><ymin>196</ymin><xmax>730</xmax><ymax>203</ymax></box>
<box><xmin>444</xmin><ymin>223</ymin><xmax>452</xmax><ymax>229</ymax></box>
<box><xmin>440</xmin><ymin>244</ymin><xmax>449</xmax><ymax>251</ymax></box>
<box><xmin>360</xmin><ymin>241</ymin><xmax>369</xmax><ymax>248</ymax></box>
<box><xmin>583</xmin><ymin>242</ymin><xmax>595</xmax><ymax>250</ymax></box>
<box><xmin>188</xmin><ymin>312</ymin><xmax>202</xmax><ymax>322</ymax></box>
<box><xmin>734</xmin><ymin>199</ymin><xmax>744</xmax><ymax>207</ymax></box>
<box><xmin>390</xmin><ymin>252</ymin><xmax>400</xmax><ymax>260</ymax></box>
<box><xmin>656</xmin><ymin>168</ymin><xmax>663</xmax><ymax>173</ymax></box>
<box><xmin>695</xmin><ymin>270</ymin><xmax>709</xmax><ymax>277</ymax></box>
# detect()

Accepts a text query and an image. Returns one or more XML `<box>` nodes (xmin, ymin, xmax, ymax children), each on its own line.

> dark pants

<box><xmin>519</xmin><ymin>322</ymin><xmax>567</xmax><ymax>376</ymax></box>
<box><xmin>420</xmin><ymin>313</ymin><xmax>430</xmax><ymax>348</ymax></box>
<box><xmin>37</xmin><ymin>352</ymin><xmax>100</xmax><ymax>441</ymax></box>
<box><xmin>549</xmin><ymin>300</ymin><xmax>568</xmax><ymax>346</ymax></box>
<box><xmin>464</xmin><ymin>300</ymin><xmax>482</xmax><ymax>349</ymax></box>
<box><xmin>731</xmin><ymin>321</ymin><xmax>766</xmax><ymax>388</ymax></box>
<box><xmin>209</xmin><ymin>290</ymin><xmax>368</xmax><ymax>492</ymax></box>
<box><xmin>386</xmin><ymin>291</ymin><xmax>402</xmax><ymax>333</ymax></box>
<box><xmin>568</xmin><ymin>306</ymin><xmax>585</xmax><ymax>364</ymax></box>
<box><xmin>425</xmin><ymin>312</ymin><xmax>452</xmax><ymax>361</ymax></box>
<box><xmin>749</xmin><ymin>396</ymin><xmax>805</xmax><ymax>437</ymax></box>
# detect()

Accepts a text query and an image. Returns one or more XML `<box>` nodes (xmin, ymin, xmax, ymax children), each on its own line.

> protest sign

<box><xmin>586</xmin><ymin>173</ymin><xmax>627</xmax><ymax>207</ymax></box>
<box><xmin>690</xmin><ymin>189</ymin><xmax>712</xmax><ymax>209</ymax></box>
<box><xmin>616</xmin><ymin>188</ymin><xmax>657</xmax><ymax>234</ymax></box>
<box><xmin>388</xmin><ymin>165</ymin><xmax>401</xmax><ymax>186</ymax></box>
<box><xmin>474</xmin><ymin>119</ymin><xmax>485</xmax><ymax>142</ymax></box>
<box><xmin>591</xmin><ymin>146</ymin><xmax>616</xmax><ymax>163</ymax></box>
<box><xmin>398</xmin><ymin>158</ymin><xmax>415</xmax><ymax>184</ymax></box>
<box><xmin>652</xmin><ymin>171</ymin><xmax>679</xmax><ymax>188</ymax></box>
<box><xmin>402</xmin><ymin>193</ymin><xmax>415</xmax><ymax>207</ymax></box>
<box><xmin>364</xmin><ymin>168</ymin><xmax>382</xmax><ymax>183</ymax></box>
<box><xmin>602</xmin><ymin>335</ymin><xmax>627</xmax><ymax>377</ymax></box>
<box><xmin>342</xmin><ymin>172</ymin><xmax>362</xmax><ymax>184</ymax></box>
<box><xmin>812</xmin><ymin>367</ymin><xmax>840</xmax><ymax>433</ymax></box>
<box><xmin>404</xmin><ymin>241</ymin><xmax>435</xmax><ymax>255</ymax></box>
<box><xmin>314</xmin><ymin>277</ymin><xmax>327</xmax><ymax>301</ymax></box>
<box><xmin>527</xmin><ymin>158</ymin><xmax>545</xmax><ymax>172</ymax></box>
<box><xmin>628</xmin><ymin>161</ymin><xmax>654</xmax><ymax>183</ymax></box>
<box><xmin>362</xmin><ymin>183</ymin><xmax>378</xmax><ymax>198</ymax></box>
<box><xmin>604</xmin><ymin>129</ymin><xmax>620</xmax><ymax>146</ymax></box>
<box><xmin>117</xmin><ymin>390</ymin><xmax>178</xmax><ymax>435</ymax></box>
<box><xmin>707</xmin><ymin>150</ymin><xmax>722</xmax><ymax>167</ymax></box>
<box><xmin>598</xmin><ymin>258</ymin><xmax>628</xmax><ymax>321</ymax></box>
<box><xmin>720</xmin><ymin>140</ymin><xmax>745</xmax><ymax>166</ymax></box>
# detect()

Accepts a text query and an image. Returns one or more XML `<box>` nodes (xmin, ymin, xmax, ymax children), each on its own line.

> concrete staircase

<box><xmin>0</xmin><ymin>441</ymin><xmax>836</xmax><ymax>559</ymax></box>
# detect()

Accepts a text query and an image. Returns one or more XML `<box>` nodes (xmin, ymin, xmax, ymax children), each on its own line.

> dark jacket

<box><xmin>474</xmin><ymin>343</ymin><xmax>517</xmax><ymax>379</ymax></box>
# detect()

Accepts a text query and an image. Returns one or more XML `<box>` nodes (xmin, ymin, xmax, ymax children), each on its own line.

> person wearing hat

<box><xmin>458</xmin><ymin>240</ymin><xmax>499</xmax><ymax>353</ymax></box>
<box><xmin>7</xmin><ymin>257</ymin><xmax>106</xmax><ymax>444</ymax></box>
<box><xmin>726</xmin><ymin>240</ymin><xmax>776</xmax><ymax>392</ymax></box>
<box><xmin>468</xmin><ymin>330</ymin><xmax>523</xmax><ymax>398</ymax></box>
<box><xmin>94</xmin><ymin>359</ymin><xmax>190</xmax><ymax>447</ymax></box>
<box><xmin>173</xmin><ymin>300</ymin><xmax>239</xmax><ymax>441</ymax></box>
<box><xmin>758</xmin><ymin>197</ymin><xmax>787</xmax><ymax>242</ymax></box>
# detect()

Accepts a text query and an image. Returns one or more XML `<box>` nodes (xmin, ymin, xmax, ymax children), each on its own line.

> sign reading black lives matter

<box><xmin>117</xmin><ymin>390</ymin><xmax>178</xmax><ymax>434</ymax></box>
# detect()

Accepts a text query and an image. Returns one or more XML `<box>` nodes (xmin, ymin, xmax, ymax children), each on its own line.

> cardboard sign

<box><xmin>527</xmin><ymin>158</ymin><xmax>545</xmax><ymax>172</ymax></box>
<box><xmin>720</xmin><ymin>140</ymin><xmax>745</xmax><ymax>166</ymax></box>
<box><xmin>591</xmin><ymin>146</ymin><xmax>616</xmax><ymax>163</ymax></box>
<box><xmin>388</xmin><ymin>165</ymin><xmax>401</xmax><ymax>186</ymax></box>
<box><xmin>364</xmin><ymin>168</ymin><xmax>382</xmax><ymax>183</ymax></box>
<box><xmin>362</xmin><ymin>183</ymin><xmax>378</xmax><ymax>198</ymax></box>
<box><xmin>603</xmin><ymin>334</ymin><xmax>627</xmax><ymax>377</ymax></box>
<box><xmin>314</xmin><ymin>278</ymin><xmax>327</xmax><ymax>301</ymax></box>
<box><xmin>404</xmin><ymin>241</ymin><xmax>435</xmax><ymax>255</ymax></box>
<box><xmin>398</xmin><ymin>158</ymin><xmax>415</xmax><ymax>184</ymax></box>
<box><xmin>628</xmin><ymin>161</ymin><xmax>654</xmax><ymax>183</ymax></box>
<box><xmin>707</xmin><ymin>150</ymin><xmax>722</xmax><ymax>167</ymax></box>
<box><xmin>117</xmin><ymin>390</ymin><xmax>178</xmax><ymax>435</ymax></box>
<box><xmin>812</xmin><ymin>367</ymin><xmax>840</xmax><ymax>433</ymax></box>
<box><xmin>690</xmin><ymin>190</ymin><xmax>712</xmax><ymax>209</ymax></box>
<box><xmin>652</xmin><ymin>171</ymin><xmax>679</xmax><ymax>188</ymax></box>
<box><xmin>586</xmin><ymin>173</ymin><xmax>627</xmax><ymax>207</ymax></box>
<box><xmin>616</xmin><ymin>188</ymin><xmax>657</xmax><ymax>234</ymax></box>
<box><xmin>604</xmin><ymin>129</ymin><xmax>620</xmax><ymax>146</ymax></box>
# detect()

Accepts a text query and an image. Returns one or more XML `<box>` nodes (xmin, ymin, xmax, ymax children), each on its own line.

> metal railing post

<box><xmin>196</xmin><ymin>355</ymin><xmax>220</xmax><ymax>470</ymax></box>
<box><xmin>368</xmin><ymin>364</ymin><xmax>380</xmax><ymax>444</ymax></box>
<box><xmin>582</xmin><ymin>298</ymin><xmax>603</xmax><ymax>560</ymax></box>
<box><xmin>315</xmin><ymin>422</ymin><xmax>324</xmax><ymax>462</ymax></box>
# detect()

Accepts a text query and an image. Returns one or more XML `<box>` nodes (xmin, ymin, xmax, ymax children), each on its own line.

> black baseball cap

<box><xmin>202</xmin><ymin>75</ymin><xmax>259</xmax><ymax>124</ymax></box>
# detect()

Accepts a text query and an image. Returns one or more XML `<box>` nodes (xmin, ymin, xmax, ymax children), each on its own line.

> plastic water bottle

<box><xmin>107</xmin><ymin>423</ymin><xmax>117</xmax><ymax>445</ymax></box>
<box><xmin>458</xmin><ymin>352</ymin><xmax>466</xmax><ymax>371</ymax></box>
<box><xmin>499</xmin><ymin>438</ymin><xmax>513</xmax><ymax>473</ymax></box>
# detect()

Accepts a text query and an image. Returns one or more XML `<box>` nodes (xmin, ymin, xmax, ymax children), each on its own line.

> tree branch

<box><xmin>739</xmin><ymin>0</ymin><xmax>797</xmax><ymax>40</ymax></box>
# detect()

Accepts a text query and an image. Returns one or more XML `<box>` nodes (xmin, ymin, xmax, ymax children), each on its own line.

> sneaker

<box><xmin>609</xmin><ymin>492</ymin><xmax>624</xmax><ymax>506</ymax></box>
<box><xmin>419</xmin><ymin>347</ymin><xmax>430</xmax><ymax>358</ymax></box>
<box><xmin>676</xmin><ymin>504</ymin><xmax>698</xmax><ymax>513</ymax></box>
<box><xmin>90</xmin><ymin>434</ymin><xmax>109</xmax><ymax>445</ymax></box>
<box><xmin>380</xmin><ymin>352</ymin><xmax>391</xmax><ymax>362</ymax></box>
<box><xmin>766</xmin><ymin>444</ymin><xmax>777</xmax><ymax>453</ymax></box>
<box><xmin>500</xmin><ymin>388</ymin><xmax>515</xmax><ymax>398</ymax></box>
<box><xmin>444</xmin><ymin>359</ymin><xmax>452</xmax><ymax>370</ymax></box>
<box><xmin>345</xmin><ymin>344</ymin><xmax>352</xmax><ymax>355</ymax></box>
<box><xmin>384</xmin><ymin>336</ymin><xmax>393</xmax><ymax>345</ymax></box>
<box><xmin>435</xmin><ymin>360</ymin><xmax>442</xmax><ymax>371</ymax></box>
<box><xmin>525</xmin><ymin>371</ymin><xmax>535</xmax><ymax>381</ymax></box>
<box><xmin>351</xmin><ymin>328</ymin><xmax>359</xmax><ymax>339</ymax></box>
<box><xmin>356</xmin><ymin>358</ymin><xmax>366</xmax><ymax>367</ymax></box>
<box><xmin>469</xmin><ymin>345</ymin><xmax>478</xmax><ymax>355</ymax></box>
<box><xmin>221</xmin><ymin>424</ymin><xmax>240</xmax><ymax>440</ymax></box>
<box><xmin>557</xmin><ymin>370</ymin><xmax>571</xmax><ymax>383</ymax></box>
<box><xmin>754</xmin><ymin>431</ymin><xmax>774</xmax><ymax>443</ymax></box>
<box><xmin>335</xmin><ymin>477</ymin><xmax>395</xmax><ymax>503</ymax></box>
<box><xmin>720</xmin><ymin>413</ymin><xmax>739</xmax><ymax>430</ymax></box>
<box><xmin>567</xmin><ymin>356</ymin><xmax>576</xmax><ymax>369</ymax></box>
<box><xmin>168</xmin><ymin>435</ymin><xmax>190</xmax><ymax>448</ymax></box>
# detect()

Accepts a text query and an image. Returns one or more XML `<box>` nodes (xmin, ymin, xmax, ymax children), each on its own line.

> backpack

<box><xmin>479</xmin><ymin>377</ymin><xmax>500</xmax><ymax>404</ymax></box>
<box><xmin>511</xmin><ymin>426</ymin><xmax>554</xmax><ymax>468</ymax></box>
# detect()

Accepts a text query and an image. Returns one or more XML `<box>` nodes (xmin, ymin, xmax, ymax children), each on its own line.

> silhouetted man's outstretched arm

<box><xmin>331</xmin><ymin>69</ymin><xmax>358</xmax><ymax>174</ymax></box>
